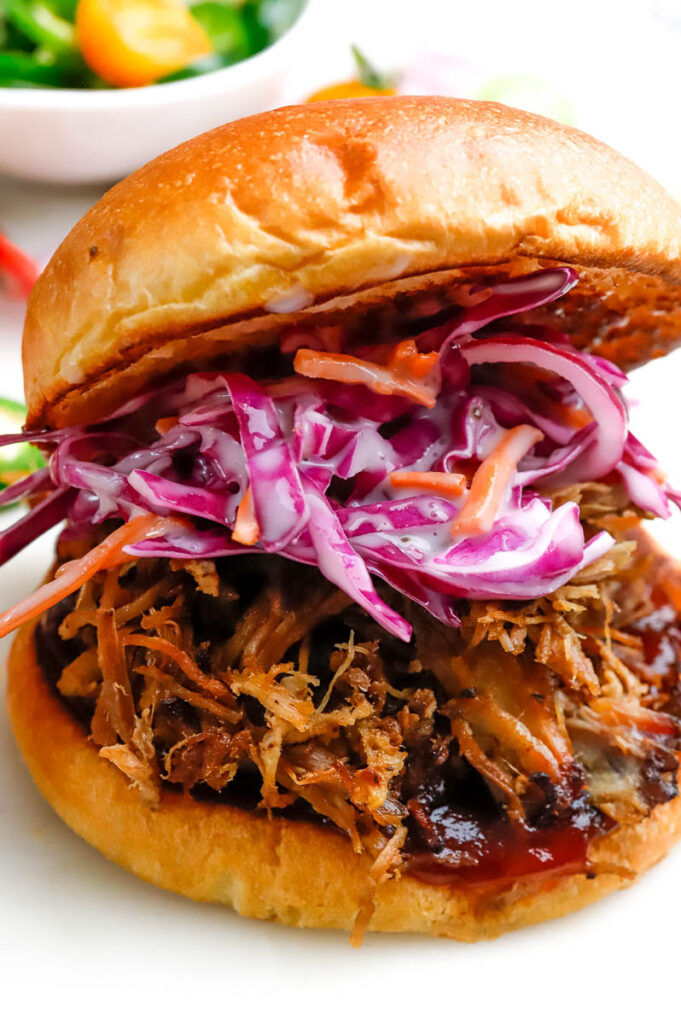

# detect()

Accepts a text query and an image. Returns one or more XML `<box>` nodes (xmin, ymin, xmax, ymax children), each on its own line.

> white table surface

<box><xmin>3</xmin><ymin>2</ymin><xmax>681</xmax><ymax>1019</ymax></box>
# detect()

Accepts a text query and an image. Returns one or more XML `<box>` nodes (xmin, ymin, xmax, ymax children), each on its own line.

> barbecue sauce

<box><xmin>405</xmin><ymin>798</ymin><xmax>608</xmax><ymax>887</ymax></box>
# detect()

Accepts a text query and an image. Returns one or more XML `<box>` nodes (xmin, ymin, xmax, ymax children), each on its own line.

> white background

<box><xmin>2</xmin><ymin>1</ymin><xmax>681</xmax><ymax>1020</ymax></box>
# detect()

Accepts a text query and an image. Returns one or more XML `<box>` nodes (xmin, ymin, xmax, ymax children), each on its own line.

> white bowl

<box><xmin>0</xmin><ymin>0</ymin><xmax>314</xmax><ymax>185</ymax></box>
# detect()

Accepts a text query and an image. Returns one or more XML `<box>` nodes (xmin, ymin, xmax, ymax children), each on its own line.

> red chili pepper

<box><xmin>0</xmin><ymin>232</ymin><xmax>39</xmax><ymax>300</ymax></box>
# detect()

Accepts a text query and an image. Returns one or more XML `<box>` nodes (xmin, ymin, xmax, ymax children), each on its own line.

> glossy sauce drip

<box><xmin>629</xmin><ymin>596</ymin><xmax>681</xmax><ymax>689</ymax></box>
<box><xmin>405</xmin><ymin>799</ymin><xmax>609</xmax><ymax>887</ymax></box>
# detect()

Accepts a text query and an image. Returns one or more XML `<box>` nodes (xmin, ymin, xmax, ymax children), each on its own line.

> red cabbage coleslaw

<box><xmin>0</xmin><ymin>267</ymin><xmax>678</xmax><ymax>643</ymax></box>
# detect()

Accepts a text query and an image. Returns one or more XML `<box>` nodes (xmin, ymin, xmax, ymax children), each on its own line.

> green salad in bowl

<box><xmin>0</xmin><ymin>0</ymin><xmax>304</xmax><ymax>88</ymax></box>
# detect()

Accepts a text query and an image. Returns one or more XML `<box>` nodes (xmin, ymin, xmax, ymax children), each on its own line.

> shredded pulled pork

<box><xmin>37</xmin><ymin>485</ymin><xmax>681</xmax><ymax>941</ymax></box>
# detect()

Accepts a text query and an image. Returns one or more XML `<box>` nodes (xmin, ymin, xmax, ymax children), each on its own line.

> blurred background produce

<box><xmin>0</xmin><ymin>228</ymin><xmax>38</xmax><ymax>298</ymax></box>
<box><xmin>0</xmin><ymin>398</ymin><xmax>43</xmax><ymax>489</ymax></box>
<box><xmin>0</xmin><ymin>0</ymin><xmax>304</xmax><ymax>88</ymax></box>
<box><xmin>305</xmin><ymin>45</ymin><xmax>396</xmax><ymax>101</ymax></box>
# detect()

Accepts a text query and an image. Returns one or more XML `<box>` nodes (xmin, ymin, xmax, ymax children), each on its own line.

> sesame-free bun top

<box><xmin>23</xmin><ymin>96</ymin><xmax>681</xmax><ymax>429</ymax></box>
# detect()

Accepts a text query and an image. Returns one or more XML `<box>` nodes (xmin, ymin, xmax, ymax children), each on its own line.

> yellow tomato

<box><xmin>305</xmin><ymin>79</ymin><xmax>395</xmax><ymax>102</ymax></box>
<box><xmin>76</xmin><ymin>0</ymin><xmax>212</xmax><ymax>88</ymax></box>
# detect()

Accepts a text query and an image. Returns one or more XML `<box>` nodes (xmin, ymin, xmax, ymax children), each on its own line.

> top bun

<box><xmin>23</xmin><ymin>96</ymin><xmax>681</xmax><ymax>429</ymax></box>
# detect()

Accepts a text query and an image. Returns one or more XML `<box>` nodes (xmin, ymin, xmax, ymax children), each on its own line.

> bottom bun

<box><xmin>7</xmin><ymin>620</ymin><xmax>681</xmax><ymax>940</ymax></box>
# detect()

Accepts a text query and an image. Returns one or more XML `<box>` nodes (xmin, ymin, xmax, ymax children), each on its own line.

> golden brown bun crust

<box><xmin>23</xmin><ymin>97</ymin><xmax>681</xmax><ymax>429</ymax></box>
<box><xmin>8</xmin><ymin>620</ymin><xmax>681</xmax><ymax>940</ymax></box>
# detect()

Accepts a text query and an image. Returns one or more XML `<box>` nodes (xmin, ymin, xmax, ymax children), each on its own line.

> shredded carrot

<box><xmin>0</xmin><ymin>514</ymin><xmax>173</xmax><ymax>641</ymax></box>
<box><xmin>389</xmin><ymin>470</ymin><xmax>467</xmax><ymax>498</ymax></box>
<box><xmin>155</xmin><ymin>416</ymin><xmax>179</xmax><ymax>436</ymax></box>
<box><xmin>561</xmin><ymin>404</ymin><xmax>592</xmax><ymax>431</ymax></box>
<box><xmin>592</xmin><ymin>512</ymin><xmax>641</xmax><ymax>531</ymax></box>
<box><xmin>293</xmin><ymin>346</ymin><xmax>440</xmax><ymax>408</ymax></box>
<box><xmin>387</xmin><ymin>339</ymin><xmax>439</xmax><ymax>380</ymax></box>
<box><xmin>451</xmin><ymin>425</ymin><xmax>544</xmax><ymax>538</ymax></box>
<box><xmin>232</xmin><ymin>486</ymin><xmax>259</xmax><ymax>546</ymax></box>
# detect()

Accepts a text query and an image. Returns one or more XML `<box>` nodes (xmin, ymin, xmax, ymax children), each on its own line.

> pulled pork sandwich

<box><xmin>5</xmin><ymin>97</ymin><xmax>681</xmax><ymax>944</ymax></box>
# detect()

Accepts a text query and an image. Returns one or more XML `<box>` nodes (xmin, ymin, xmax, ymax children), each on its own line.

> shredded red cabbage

<box><xmin>2</xmin><ymin>268</ymin><xmax>678</xmax><ymax>641</ymax></box>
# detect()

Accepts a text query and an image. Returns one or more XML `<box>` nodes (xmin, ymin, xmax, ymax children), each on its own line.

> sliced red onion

<box><xmin>518</xmin><ymin>325</ymin><xmax>630</xmax><ymax>390</ymax></box>
<box><xmin>470</xmin><ymin>384</ymin><xmax>577</xmax><ymax>446</ymax></box>
<box><xmin>460</xmin><ymin>335</ymin><xmax>628</xmax><ymax>481</ymax></box>
<box><xmin>581</xmin><ymin>353</ymin><xmax>629</xmax><ymax>389</ymax></box>
<box><xmin>515</xmin><ymin>424</ymin><xmax>597</xmax><ymax>486</ymax></box>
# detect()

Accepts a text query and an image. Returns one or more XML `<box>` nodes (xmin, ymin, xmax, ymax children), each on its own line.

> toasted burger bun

<box><xmin>8</xmin><ymin>618</ymin><xmax>681</xmax><ymax>940</ymax></box>
<box><xmin>23</xmin><ymin>96</ymin><xmax>681</xmax><ymax>429</ymax></box>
